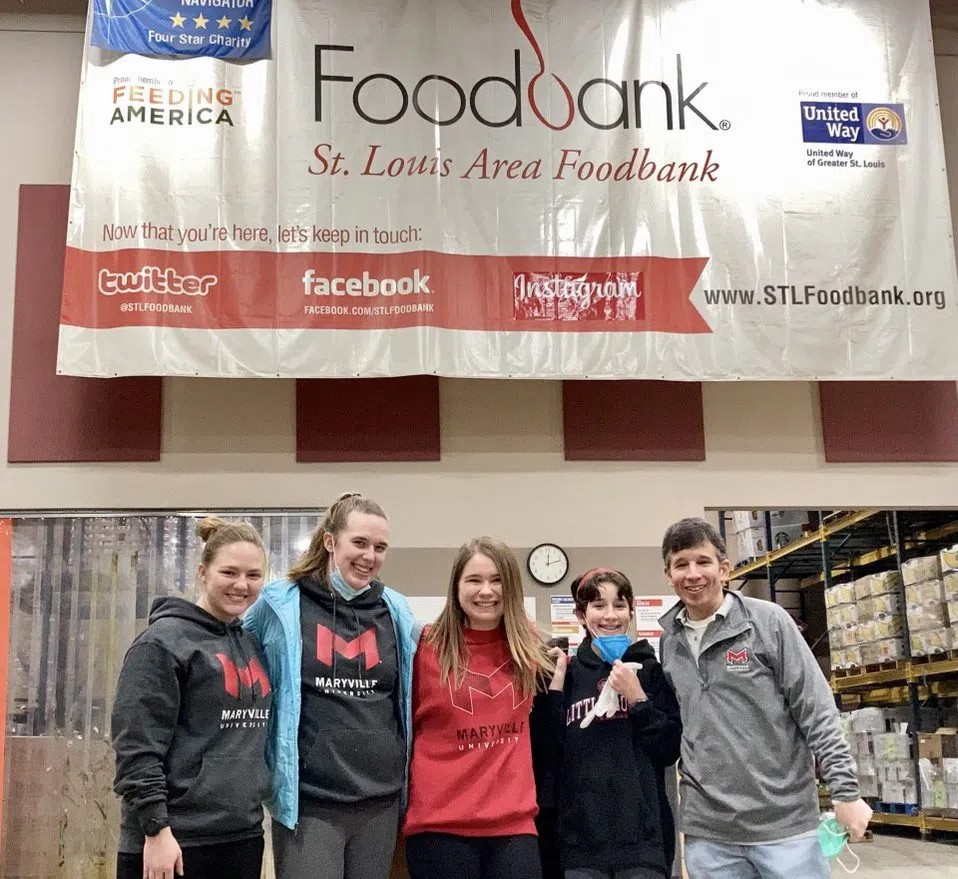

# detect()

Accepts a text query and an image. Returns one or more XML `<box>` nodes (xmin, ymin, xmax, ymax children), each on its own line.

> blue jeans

<box><xmin>684</xmin><ymin>836</ymin><xmax>829</xmax><ymax>879</ymax></box>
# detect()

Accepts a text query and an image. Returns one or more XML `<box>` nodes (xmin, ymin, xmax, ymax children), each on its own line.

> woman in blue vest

<box><xmin>244</xmin><ymin>492</ymin><xmax>419</xmax><ymax>879</ymax></box>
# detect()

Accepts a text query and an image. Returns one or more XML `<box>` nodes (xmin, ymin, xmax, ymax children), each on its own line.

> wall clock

<box><xmin>527</xmin><ymin>543</ymin><xmax>569</xmax><ymax>585</ymax></box>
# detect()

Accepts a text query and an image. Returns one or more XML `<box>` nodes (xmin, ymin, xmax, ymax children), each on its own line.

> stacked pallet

<box><xmin>842</xmin><ymin>707</ymin><xmax>916</xmax><ymax>807</ymax></box>
<box><xmin>907</xmin><ymin>548</ymin><xmax>958</xmax><ymax>658</ymax></box>
<box><xmin>828</xmin><ymin>572</ymin><xmax>906</xmax><ymax>670</ymax></box>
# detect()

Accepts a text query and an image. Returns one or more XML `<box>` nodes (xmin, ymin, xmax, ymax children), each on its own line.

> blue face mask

<box><xmin>591</xmin><ymin>633</ymin><xmax>632</xmax><ymax>664</ymax></box>
<box><xmin>328</xmin><ymin>566</ymin><xmax>371</xmax><ymax>602</ymax></box>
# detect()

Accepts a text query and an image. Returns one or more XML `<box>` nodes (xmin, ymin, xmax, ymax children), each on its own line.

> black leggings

<box><xmin>116</xmin><ymin>835</ymin><xmax>264</xmax><ymax>879</ymax></box>
<box><xmin>406</xmin><ymin>832</ymin><xmax>542</xmax><ymax>879</ymax></box>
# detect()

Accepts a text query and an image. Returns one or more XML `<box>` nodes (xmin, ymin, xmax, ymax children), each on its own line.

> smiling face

<box><xmin>576</xmin><ymin>581</ymin><xmax>632</xmax><ymax>637</ymax></box>
<box><xmin>457</xmin><ymin>552</ymin><xmax>504</xmax><ymax>630</ymax></box>
<box><xmin>197</xmin><ymin>541</ymin><xmax>266</xmax><ymax>623</ymax></box>
<box><xmin>666</xmin><ymin>539</ymin><xmax>730</xmax><ymax>621</ymax></box>
<box><xmin>324</xmin><ymin>511</ymin><xmax>389</xmax><ymax>591</ymax></box>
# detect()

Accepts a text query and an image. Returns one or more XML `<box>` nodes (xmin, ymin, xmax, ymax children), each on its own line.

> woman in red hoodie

<box><xmin>404</xmin><ymin>536</ymin><xmax>555</xmax><ymax>879</ymax></box>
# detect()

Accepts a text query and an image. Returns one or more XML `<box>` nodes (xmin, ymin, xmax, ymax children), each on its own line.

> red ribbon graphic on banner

<box><xmin>61</xmin><ymin>248</ymin><xmax>711</xmax><ymax>334</ymax></box>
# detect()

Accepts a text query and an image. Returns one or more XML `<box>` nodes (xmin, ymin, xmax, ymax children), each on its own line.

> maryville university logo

<box><xmin>449</xmin><ymin>661</ymin><xmax>527</xmax><ymax>714</ymax></box>
<box><xmin>216</xmin><ymin>653</ymin><xmax>271</xmax><ymax>698</ymax></box>
<box><xmin>316</xmin><ymin>624</ymin><xmax>381</xmax><ymax>669</ymax></box>
<box><xmin>726</xmin><ymin>647</ymin><xmax>750</xmax><ymax>672</ymax></box>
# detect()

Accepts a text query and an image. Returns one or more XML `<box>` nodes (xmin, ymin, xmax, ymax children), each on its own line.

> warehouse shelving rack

<box><xmin>720</xmin><ymin>508</ymin><xmax>958</xmax><ymax>836</ymax></box>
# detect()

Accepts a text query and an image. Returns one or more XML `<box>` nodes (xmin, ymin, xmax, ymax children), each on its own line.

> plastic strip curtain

<box><xmin>0</xmin><ymin>513</ymin><xmax>319</xmax><ymax>878</ymax></box>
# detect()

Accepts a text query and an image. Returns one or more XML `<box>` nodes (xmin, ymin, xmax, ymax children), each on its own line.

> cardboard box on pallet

<box><xmin>940</xmin><ymin>544</ymin><xmax>958</xmax><ymax>575</ymax></box>
<box><xmin>826</xmin><ymin>582</ymin><xmax>856</xmax><ymax>608</ymax></box>
<box><xmin>859</xmin><ymin>776</ymin><xmax>880</xmax><ymax>798</ymax></box>
<box><xmin>906</xmin><ymin>580</ymin><xmax>946</xmax><ymax>604</ymax></box>
<box><xmin>732</xmin><ymin>510</ymin><xmax>809</xmax><ymax>532</ymax></box>
<box><xmin>854</xmin><ymin>731</ymin><xmax>873</xmax><ymax>757</ymax></box>
<box><xmin>906</xmin><ymin>598</ymin><xmax>949</xmax><ymax>633</ymax></box>
<box><xmin>943</xmin><ymin>758</ymin><xmax>958</xmax><ymax>785</ymax></box>
<box><xmin>944</xmin><ymin>572</ymin><xmax>958</xmax><ymax>601</ymax></box>
<box><xmin>918</xmin><ymin>729</ymin><xmax>958</xmax><ymax>760</ymax></box>
<box><xmin>896</xmin><ymin>762</ymin><xmax>917</xmax><ymax>783</ymax></box>
<box><xmin>880</xmin><ymin>781</ymin><xmax>905</xmax><ymax>804</ymax></box>
<box><xmin>854</xmin><ymin>575</ymin><xmax>872</xmax><ymax>603</ymax></box>
<box><xmin>861</xmin><ymin>637</ymin><xmax>907</xmax><ymax>664</ymax></box>
<box><xmin>873</xmin><ymin>613</ymin><xmax>906</xmax><ymax>639</ymax></box>
<box><xmin>902</xmin><ymin>555</ymin><xmax>943</xmax><ymax>586</ymax></box>
<box><xmin>874</xmin><ymin>732</ymin><xmax>912</xmax><ymax>761</ymax></box>
<box><xmin>867</xmin><ymin>570</ymin><xmax>905</xmax><ymax>597</ymax></box>
<box><xmin>860</xmin><ymin>593</ymin><xmax>904</xmax><ymax>621</ymax></box>
<box><xmin>911</xmin><ymin>627</ymin><xmax>955</xmax><ymax>658</ymax></box>
<box><xmin>826</xmin><ymin>603</ymin><xmax>859</xmax><ymax>628</ymax></box>
<box><xmin>736</xmin><ymin>523</ymin><xmax>806</xmax><ymax>558</ymax></box>
<box><xmin>831</xmin><ymin>645</ymin><xmax>863</xmax><ymax>670</ymax></box>
<box><xmin>851</xmin><ymin>708</ymin><xmax>886</xmax><ymax>734</ymax></box>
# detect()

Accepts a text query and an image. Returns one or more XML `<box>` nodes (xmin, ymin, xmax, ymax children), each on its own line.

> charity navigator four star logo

<box><xmin>169</xmin><ymin>8</ymin><xmax>256</xmax><ymax>33</ymax></box>
<box><xmin>91</xmin><ymin>0</ymin><xmax>271</xmax><ymax>59</ymax></box>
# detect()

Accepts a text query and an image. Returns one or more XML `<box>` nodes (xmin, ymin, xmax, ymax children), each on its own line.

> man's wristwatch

<box><xmin>143</xmin><ymin>817</ymin><xmax>169</xmax><ymax>837</ymax></box>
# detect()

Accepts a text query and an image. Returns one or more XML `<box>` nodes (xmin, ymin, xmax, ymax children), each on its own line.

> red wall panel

<box><xmin>296</xmin><ymin>376</ymin><xmax>440</xmax><ymax>462</ymax></box>
<box><xmin>8</xmin><ymin>185</ymin><xmax>162</xmax><ymax>463</ymax></box>
<box><xmin>819</xmin><ymin>381</ymin><xmax>958</xmax><ymax>463</ymax></box>
<box><xmin>563</xmin><ymin>380</ymin><xmax>705</xmax><ymax>461</ymax></box>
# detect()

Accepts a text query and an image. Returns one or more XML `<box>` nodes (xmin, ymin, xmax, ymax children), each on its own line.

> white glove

<box><xmin>580</xmin><ymin>662</ymin><xmax>642</xmax><ymax>728</ymax></box>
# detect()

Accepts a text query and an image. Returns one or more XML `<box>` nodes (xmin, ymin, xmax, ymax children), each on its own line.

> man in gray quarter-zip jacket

<box><xmin>656</xmin><ymin>518</ymin><xmax>872</xmax><ymax>879</ymax></box>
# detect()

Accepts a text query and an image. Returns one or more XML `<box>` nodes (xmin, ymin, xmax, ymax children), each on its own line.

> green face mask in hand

<box><xmin>818</xmin><ymin>813</ymin><xmax>861</xmax><ymax>874</ymax></box>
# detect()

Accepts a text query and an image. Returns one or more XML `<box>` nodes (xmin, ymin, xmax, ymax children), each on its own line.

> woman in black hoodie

<box><xmin>542</xmin><ymin>569</ymin><xmax>682</xmax><ymax>879</ymax></box>
<box><xmin>111</xmin><ymin>517</ymin><xmax>272</xmax><ymax>879</ymax></box>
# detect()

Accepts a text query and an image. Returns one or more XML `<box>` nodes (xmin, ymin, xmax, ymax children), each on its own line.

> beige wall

<box><xmin>385</xmin><ymin>545</ymin><xmax>667</xmax><ymax>630</ymax></box>
<box><xmin>1</xmin><ymin>17</ymin><xmax>958</xmax><ymax>558</ymax></box>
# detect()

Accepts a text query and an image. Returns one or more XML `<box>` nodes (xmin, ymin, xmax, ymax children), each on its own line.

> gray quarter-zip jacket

<box><xmin>658</xmin><ymin>591</ymin><xmax>858</xmax><ymax>843</ymax></box>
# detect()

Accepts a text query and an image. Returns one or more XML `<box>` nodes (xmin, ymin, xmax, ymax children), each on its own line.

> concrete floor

<box><xmin>839</xmin><ymin>833</ymin><xmax>958</xmax><ymax>877</ymax></box>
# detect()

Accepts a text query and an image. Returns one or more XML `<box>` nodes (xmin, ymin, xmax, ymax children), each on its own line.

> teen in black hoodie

<box><xmin>111</xmin><ymin>518</ymin><xmax>272</xmax><ymax>879</ymax></box>
<box><xmin>541</xmin><ymin>569</ymin><xmax>681</xmax><ymax>879</ymax></box>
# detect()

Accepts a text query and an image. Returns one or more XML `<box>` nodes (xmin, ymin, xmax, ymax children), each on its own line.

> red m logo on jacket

<box><xmin>316</xmin><ymin>625</ymin><xmax>381</xmax><ymax>669</ymax></box>
<box><xmin>216</xmin><ymin>654</ymin><xmax>271</xmax><ymax>698</ymax></box>
<box><xmin>449</xmin><ymin>661</ymin><xmax>525</xmax><ymax>714</ymax></box>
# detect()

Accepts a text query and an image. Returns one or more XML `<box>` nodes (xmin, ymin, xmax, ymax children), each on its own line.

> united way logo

<box><xmin>800</xmin><ymin>101</ymin><xmax>907</xmax><ymax>146</ymax></box>
<box><xmin>864</xmin><ymin>107</ymin><xmax>903</xmax><ymax>142</ymax></box>
<box><xmin>726</xmin><ymin>647</ymin><xmax>750</xmax><ymax>672</ymax></box>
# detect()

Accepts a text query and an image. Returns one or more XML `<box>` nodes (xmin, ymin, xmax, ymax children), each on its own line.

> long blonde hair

<box><xmin>288</xmin><ymin>492</ymin><xmax>387</xmax><ymax>582</ymax></box>
<box><xmin>427</xmin><ymin>537</ymin><xmax>554</xmax><ymax>699</ymax></box>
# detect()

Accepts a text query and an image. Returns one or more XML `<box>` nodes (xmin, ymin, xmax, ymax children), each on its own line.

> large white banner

<box><xmin>59</xmin><ymin>0</ymin><xmax>958</xmax><ymax>379</ymax></box>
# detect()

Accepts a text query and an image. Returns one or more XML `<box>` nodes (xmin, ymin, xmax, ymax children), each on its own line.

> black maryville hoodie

<box><xmin>547</xmin><ymin>638</ymin><xmax>682</xmax><ymax>874</ymax></box>
<box><xmin>297</xmin><ymin>575</ymin><xmax>403</xmax><ymax>806</ymax></box>
<box><xmin>112</xmin><ymin>596</ymin><xmax>272</xmax><ymax>852</ymax></box>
